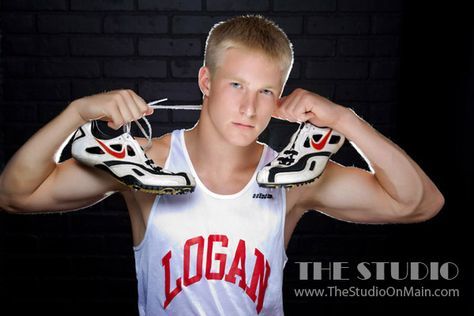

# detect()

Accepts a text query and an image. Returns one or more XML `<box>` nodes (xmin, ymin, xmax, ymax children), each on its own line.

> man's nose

<box><xmin>239</xmin><ymin>92</ymin><xmax>257</xmax><ymax>118</ymax></box>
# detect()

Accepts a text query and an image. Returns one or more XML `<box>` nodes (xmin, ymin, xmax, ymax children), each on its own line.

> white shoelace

<box><xmin>121</xmin><ymin>99</ymin><xmax>165</xmax><ymax>152</ymax></box>
<box><xmin>122</xmin><ymin>98</ymin><xmax>202</xmax><ymax>152</ymax></box>
<box><xmin>148</xmin><ymin>98</ymin><xmax>202</xmax><ymax>110</ymax></box>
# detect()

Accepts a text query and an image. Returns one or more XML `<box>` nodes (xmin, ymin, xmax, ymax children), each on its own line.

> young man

<box><xmin>0</xmin><ymin>15</ymin><xmax>443</xmax><ymax>315</ymax></box>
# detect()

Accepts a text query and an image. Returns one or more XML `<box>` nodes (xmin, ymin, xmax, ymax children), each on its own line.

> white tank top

<box><xmin>133</xmin><ymin>129</ymin><xmax>288</xmax><ymax>316</ymax></box>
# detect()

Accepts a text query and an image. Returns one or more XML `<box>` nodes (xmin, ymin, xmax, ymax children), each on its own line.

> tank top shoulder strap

<box><xmin>163</xmin><ymin>129</ymin><xmax>189</xmax><ymax>173</ymax></box>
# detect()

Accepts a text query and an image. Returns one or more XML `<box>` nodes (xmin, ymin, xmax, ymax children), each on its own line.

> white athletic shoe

<box><xmin>257</xmin><ymin>122</ymin><xmax>345</xmax><ymax>188</ymax></box>
<box><xmin>71</xmin><ymin>119</ymin><xmax>195</xmax><ymax>195</ymax></box>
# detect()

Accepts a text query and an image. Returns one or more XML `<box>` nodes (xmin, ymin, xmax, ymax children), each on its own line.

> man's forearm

<box><xmin>333</xmin><ymin>107</ymin><xmax>443</xmax><ymax>213</ymax></box>
<box><xmin>0</xmin><ymin>102</ymin><xmax>86</xmax><ymax>200</ymax></box>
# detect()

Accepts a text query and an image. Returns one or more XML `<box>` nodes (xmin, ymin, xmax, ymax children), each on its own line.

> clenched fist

<box><xmin>70</xmin><ymin>89</ymin><xmax>154</xmax><ymax>130</ymax></box>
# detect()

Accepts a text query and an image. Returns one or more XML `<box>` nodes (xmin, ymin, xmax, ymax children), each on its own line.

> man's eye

<box><xmin>230</xmin><ymin>82</ymin><xmax>241</xmax><ymax>89</ymax></box>
<box><xmin>261</xmin><ymin>89</ymin><xmax>273</xmax><ymax>96</ymax></box>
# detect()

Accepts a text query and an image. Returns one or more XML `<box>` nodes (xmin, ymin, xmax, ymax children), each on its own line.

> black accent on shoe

<box><xmin>303</xmin><ymin>138</ymin><xmax>310</xmax><ymax>148</ymax></box>
<box><xmin>268</xmin><ymin>151</ymin><xmax>331</xmax><ymax>182</ymax></box>
<box><xmin>91</xmin><ymin>120</ymin><xmax>124</xmax><ymax>140</ymax></box>
<box><xmin>258</xmin><ymin>177</ymin><xmax>317</xmax><ymax>189</ymax></box>
<box><xmin>85</xmin><ymin>146</ymin><xmax>105</xmax><ymax>155</ymax></box>
<box><xmin>133</xmin><ymin>168</ymin><xmax>144</xmax><ymax>176</ymax></box>
<box><xmin>110</xmin><ymin>144</ymin><xmax>123</xmax><ymax>151</ymax></box>
<box><xmin>276</xmin><ymin>149</ymin><xmax>299</xmax><ymax>165</ymax></box>
<box><xmin>177</xmin><ymin>172</ymin><xmax>192</xmax><ymax>186</ymax></box>
<box><xmin>127</xmin><ymin>145</ymin><xmax>135</xmax><ymax>156</ymax></box>
<box><xmin>94</xmin><ymin>165</ymin><xmax>194</xmax><ymax>194</ymax></box>
<box><xmin>103</xmin><ymin>160</ymin><xmax>165</xmax><ymax>175</ymax></box>
<box><xmin>72</xmin><ymin>126</ymin><xmax>86</xmax><ymax>142</ymax></box>
<box><xmin>102</xmin><ymin>160</ymin><xmax>193</xmax><ymax>186</ymax></box>
<box><xmin>329</xmin><ymin>135</ymin><xmax>341</xmax><ymax>144</ymax></box>
<box><xmin>312</xmin><ymin>134</ymin><xmax>323</xmax><ymax>142</ymax></box>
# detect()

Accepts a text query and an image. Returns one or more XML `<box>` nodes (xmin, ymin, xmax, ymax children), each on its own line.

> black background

<box><xmin>1</xmin><ymin>1</ymin><xmax>472</xmax><ymax>315</ymax></box>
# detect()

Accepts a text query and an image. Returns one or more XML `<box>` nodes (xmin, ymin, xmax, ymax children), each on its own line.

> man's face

<box><xmin>202</xmin><ymin>47</ymin><xmax>284</xmax><ymax>147</ymax></box>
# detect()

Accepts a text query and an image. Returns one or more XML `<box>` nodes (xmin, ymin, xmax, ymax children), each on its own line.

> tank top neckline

<box><xmin>179</xmin><ymin>129</ymin><xmax>268</xmax><ymax>200</ymax></box>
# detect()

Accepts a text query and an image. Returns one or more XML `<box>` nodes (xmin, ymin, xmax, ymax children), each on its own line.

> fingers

<box><xmin>278</xmin><ymin>89</ymin><xmax>341</xmax><ymax>127</ymax></box>
<box><xmin>107</xmin><ymin>103</ymin><xmax>125</xmax><ymax>130</ymax></box>
<box><xmin>297</xmin><ymin>111</ymin><xmax>315</xmax><ymax>123</ymax></box>
<box><xmin>276</xmin><ymin>89</ymin><xmax>307</xmax><ymax>122</ymax></box>
<box><xmin>127</xmin><ymin>90</ymin><xmax>153</xmax><ymax>117</ymax></box>
<box><xmin>106</xmin><ymin>89</ymin><xmax>151</xmax><ymax>130</ymax></box>
<box><xmin>116</xmin><ymin>95</ymin><xmax>135</xmax><ymax>126</ymax></box>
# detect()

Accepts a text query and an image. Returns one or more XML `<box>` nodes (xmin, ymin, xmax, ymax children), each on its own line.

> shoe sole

<box><xmin>257</xmin><ymin>177</ymin><xmax>316</xmax><ymax>189</ymax></box>
<box><xmin>123</xmin><ymin>181</ymin><xmax>195</xmax><ymax>195</ymax></box>
<box><xmin>95</xmin><ymin>164</ymin><xmax>195</xmax><ymax>195</ymax></box>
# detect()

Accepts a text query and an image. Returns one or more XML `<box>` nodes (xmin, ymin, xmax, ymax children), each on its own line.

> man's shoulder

<box><xmin>285</xmin><ymin>160</ymin><xmax>338</xmax><ymax>214</ymax></box>
<box><xmin>135</xmin><ymin>132</ymin><xmax>173</xmax><ymax>167</ymax></box>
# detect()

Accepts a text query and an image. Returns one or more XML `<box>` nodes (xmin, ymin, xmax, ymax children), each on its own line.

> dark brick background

<box><xmin>0</xmin><ymin>1</ymin><xmax>472</xmax><ymax>315</ymax></box>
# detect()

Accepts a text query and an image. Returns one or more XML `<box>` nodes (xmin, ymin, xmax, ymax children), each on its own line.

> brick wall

<box><xmin>1</xmin><ymin>1</ymin><xmax>471</xmax><ymax>315</ymax></box>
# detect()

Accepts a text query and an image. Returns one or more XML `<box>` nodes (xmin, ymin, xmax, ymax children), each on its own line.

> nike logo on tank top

<box><xmin>133</xmin><ymin>129</ymin><xmax>288</xmax><ymax>315</ymax></box>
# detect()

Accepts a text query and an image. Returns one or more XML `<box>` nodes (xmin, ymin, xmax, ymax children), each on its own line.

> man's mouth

<box><xmin>232</xmin><ymin>122</ymin><xmax>255</xmax><ymax>128</ymax></box>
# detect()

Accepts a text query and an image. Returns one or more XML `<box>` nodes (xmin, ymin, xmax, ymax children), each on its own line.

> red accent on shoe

<box><xmin>310</xmin><ymin>129</ymin><xmax>332</xmax><ymax>151</ymax></box>
<box><xmin>95</xmin><ymin>138</ymin><xmax>126</xmax><ymax>159</ymax></box>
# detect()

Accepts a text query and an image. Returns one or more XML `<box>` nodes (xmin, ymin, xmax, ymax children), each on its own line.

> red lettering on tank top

<box><xmin>205</xmin><ymin>234</ymin><xmax>228</xmax><ymax>280</ymax></box>
<box><xmin>162</xmin><ymin>250</ymin><xmax>182</xmax><ymax>309</ymax></box>
<box><xmin>245</xmin><ymin>248</ymin><xmax>271</xmax><ymax>313</ymax></box>
<box><xmin>224</xmin><ymin>239</ymin><xmax>247</xmax><ymax>290</ymax></box>
<box><xmin>162</xmin><ymin>234</ymin><xmax>271</xmax><ymax>314</ymax></box>
<box><xmin>183</xmin><ymin>236</ymin><xmax>204</xmax><ymax>286</ymax></box>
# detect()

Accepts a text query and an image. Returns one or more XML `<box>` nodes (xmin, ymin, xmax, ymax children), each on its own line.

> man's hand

<box><xmin>70</xmin><ymin>89</ymin><xmax>154</xmax><ymax>130</ymax></box>
<box><xmin>273</xmin><ymin>88</ymin><xmax>347</xmax><ymax>128</ymax></box>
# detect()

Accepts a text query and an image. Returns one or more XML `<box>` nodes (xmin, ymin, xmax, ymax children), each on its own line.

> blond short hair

<box><xmin>204</xmin><ymin>15</ymin><xmax>294</xmax><ymax>85</ymax></box>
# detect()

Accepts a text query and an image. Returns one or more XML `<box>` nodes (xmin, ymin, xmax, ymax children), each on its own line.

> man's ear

<box><xmin>272</xmin><ymin>96</ymin><xmax>286</xmax><ymax>119</ymax></box>
<box><xmin>198</xmin><ymin>66</ymin><xmax>211</xmax><ymax>97</ymax></box>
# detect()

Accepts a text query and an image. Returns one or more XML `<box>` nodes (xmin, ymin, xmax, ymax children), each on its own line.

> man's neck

<box><xmin>184</xmin><ymin>122</ymin><xmax>262</xmax><ymax>176</ymax></box>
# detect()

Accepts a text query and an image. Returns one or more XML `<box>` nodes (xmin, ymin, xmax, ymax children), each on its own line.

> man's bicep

<box><xmin>16</xmin><ymin>158</ymin><xmax>127</xmax><ymax>213</ymax></box>
<box><xmin>297</xmin><ymin>161</ymin><xmax>401</xmax><ymax>223</ymax></box>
